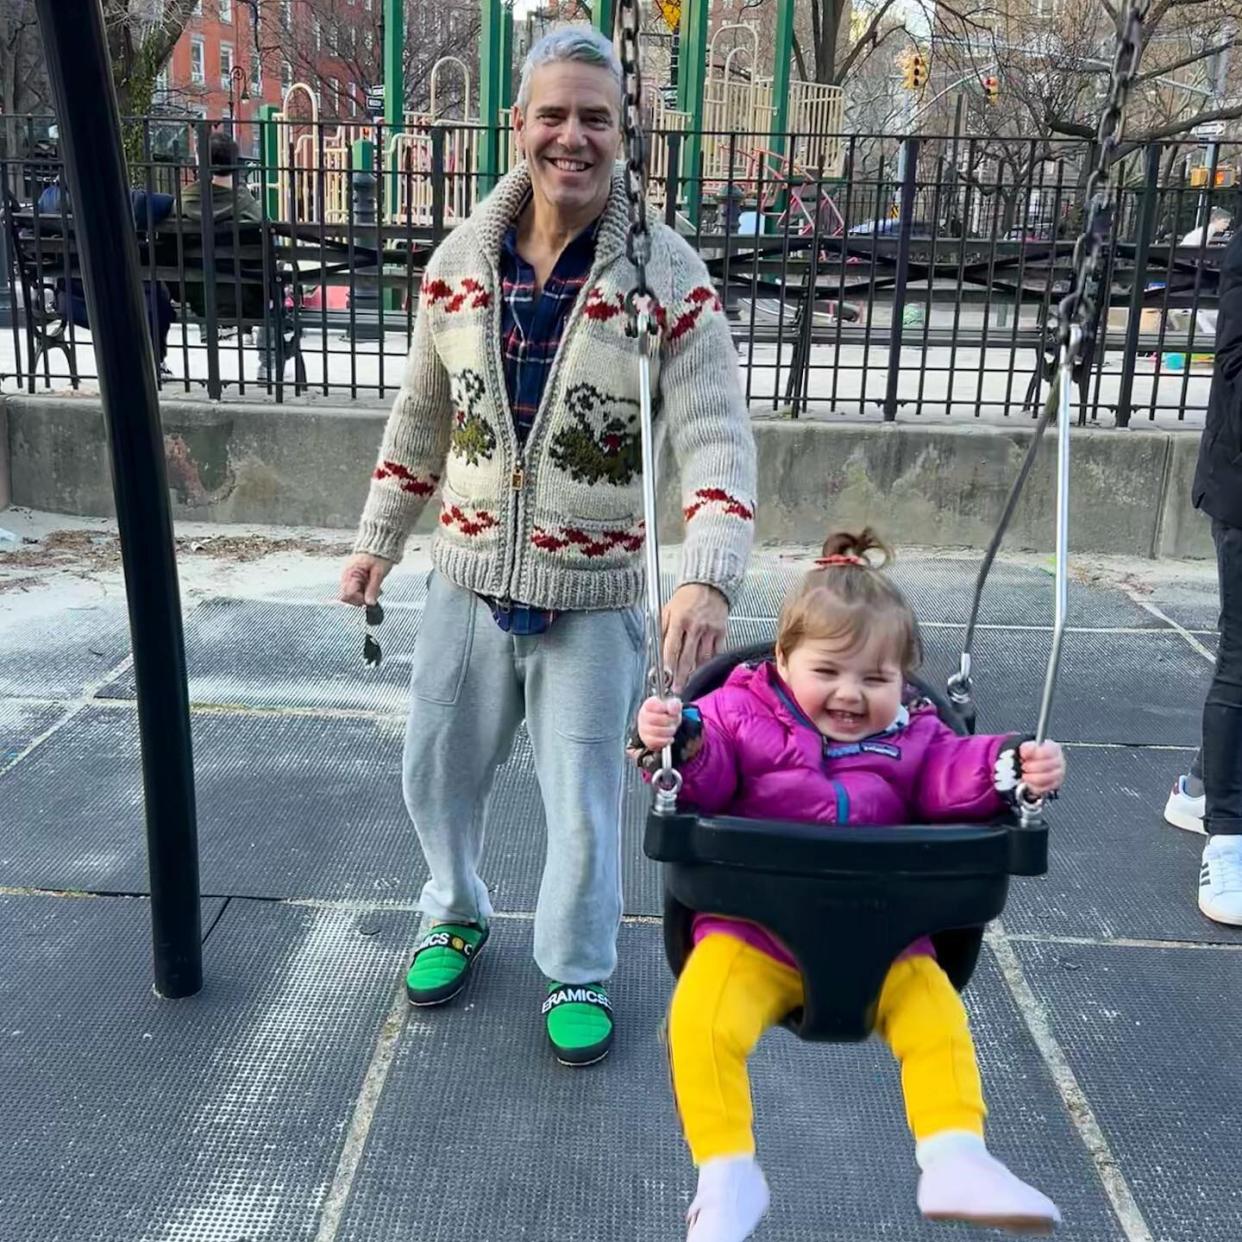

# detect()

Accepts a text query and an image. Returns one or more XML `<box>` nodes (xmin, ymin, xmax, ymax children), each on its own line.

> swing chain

<box><xmin>618</xmin><ymin>0</ymin><xmax>657</xmax><ymax>336</ymax></box>
<box><xmin>1055</xmin><ymin>0</ymin><xmax>1151</xmax><ymax>372</ymax></box>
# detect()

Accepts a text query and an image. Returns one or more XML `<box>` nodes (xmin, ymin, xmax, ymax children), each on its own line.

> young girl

<box><xmin>634</xmin><ymin>531</ymin><xmax>1065</xmax><ymax>1241</ymax></box>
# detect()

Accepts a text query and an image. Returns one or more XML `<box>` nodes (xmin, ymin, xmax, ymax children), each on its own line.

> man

<box><xmin>174</xmin><ymin>130</ymin><xmax>262</xmax><ymax>228</ymax></box>
<box><xmin>164</xmin><ymin>130</ymin><xmax>287</xmax><ymax>380</ymax></box>
<box><xmin>339</xmin><ymin>28</ymin><xmax>756</xmax><ymax>1065</ymax></box>
<box><xmin>1163</xmin><ymin>226</ymin><xmax>1242</xmax><ymax>925</ymax></box>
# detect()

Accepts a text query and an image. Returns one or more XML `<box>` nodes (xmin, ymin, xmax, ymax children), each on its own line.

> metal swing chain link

<box><xmin>1006</xmin><ymin>0</ymin><xmax>1153</xmax><ymax>826</ymax></box>
<box><xmin>951</xmin><ymin>0</ymin><xmax>1152</xmax><ymax>728</ymax></box>
<box><xmin>1056</xmin><ymin>0</ymin><xmax>1152</xmax><ymax>373</ymax></box>
<box><xmin>618</xmin><ymin>0</ymin><xmax>680</xmax><ymax>809</ymax></box>
<box><xmin>618</xmin><ymin>0</ymin><xmax>656</xmax><ymax>334</ymax></box>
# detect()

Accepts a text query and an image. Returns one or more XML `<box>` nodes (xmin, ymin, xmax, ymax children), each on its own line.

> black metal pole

<box><xmin>884</xmin><ymin>137</ymin><xmax>920</xmax><ymax>421</ymax></box>
<box><xmin>1116</xmin><ymin>145</ymin><xmax>1160</xmax><ymax>430</ymax></box>
<box><xmin>34</xmin><ymin>0</ymin><xmax>202</xmax><ymax>998</ymax></box>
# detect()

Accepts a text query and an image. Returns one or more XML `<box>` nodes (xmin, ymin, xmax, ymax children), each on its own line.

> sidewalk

<box><xmin>1</xmin><ymin>509</ymin><xmax>1237</xmax><ymax>1241</ymax></box>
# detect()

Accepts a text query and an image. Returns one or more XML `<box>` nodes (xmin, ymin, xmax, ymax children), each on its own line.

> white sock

<box><xmin>916</xmin><ymin>1128</ymin><xmax>988</xmax><ymax>1170</ymax></box>
<box><xmin>916</xmin><ymin>1131</ymin><xmax>1061</xmax><ymax>1231</ymax></box>
<box><xmin>687</xmin><ymin>1155</ymin><xmax>769</xmax><ymax>1242</ymax></box>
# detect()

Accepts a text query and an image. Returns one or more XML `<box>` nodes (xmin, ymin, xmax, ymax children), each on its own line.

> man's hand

<box><xmin>661</xmin><ymin>583</ymin><xmax>728</xmax><ymax>693</ymax></box>
<box><xmin>339</xmin><ymin>553</ymin><xmax>394</xmax><ymax>607</ymax></box>
<box><xmin>1019</xmin><ymin>740</ymin><xmax>1065</xmax><ymax>796</ymax></box>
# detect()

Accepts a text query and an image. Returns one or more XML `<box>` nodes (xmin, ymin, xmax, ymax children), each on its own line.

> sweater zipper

<box><xmin>491</xmin><ymin>249</ymin><xmax>622</xmax><ymax>602</ymax></box>
<box><xmin>487</xmin><ymin>260</ymin><xmax>523</xmax><ymax>603</ymax></box>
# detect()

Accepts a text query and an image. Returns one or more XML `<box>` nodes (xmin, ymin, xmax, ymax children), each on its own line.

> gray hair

<box><xmin>516</xmin><ymin>27</ymin><xmax>624</xmax><ymax>113</ymax></box>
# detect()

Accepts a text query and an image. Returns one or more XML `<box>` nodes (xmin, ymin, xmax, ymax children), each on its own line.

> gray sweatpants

<box><xmin>403</xmin><ymin>572</ymin><xmax>646</xmax><ymax>983</ymax></box>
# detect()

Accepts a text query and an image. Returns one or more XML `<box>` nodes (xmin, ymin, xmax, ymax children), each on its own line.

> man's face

<box><xmin>514</xmin><ymin>61</ymin><xmax>621</xmax><ymax>220</ymax></box>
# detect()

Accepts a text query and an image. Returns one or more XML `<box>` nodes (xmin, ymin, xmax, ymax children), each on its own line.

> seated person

<box><xmin>34</xmin><ymin>178</ymin><xmax>176</xmax><ymax>373</ymax></box>
<box><xmin>165</xmin><ymin>130</ymin><xmax>291</xmax><ymax>381</ymax></box>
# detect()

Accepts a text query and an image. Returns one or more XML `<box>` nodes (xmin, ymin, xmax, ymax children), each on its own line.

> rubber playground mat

<box><xmin>0</xmin><ymin>547</ymin><xmax>1233</xmax><ymax>1240</ymax></box>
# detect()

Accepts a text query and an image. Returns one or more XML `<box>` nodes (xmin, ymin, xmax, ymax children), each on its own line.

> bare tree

<box><xmin>0</xmin><ymin>0</ymin><xmax>50</xmax><ymax>138</ymax></box>
<box><xmin>256</xmin><ymin>0</ymin><xmax>481</xmax><ymax>119</ymax></box>
<box><xmin>932</xmin><ymin>0</ymin><xmax>1242</xmax><ymax>149</ymax></box>
<box><xmin>103</xmin><ymin>0</ymin><xmax>201</xmax><ymax>117</ymax></box>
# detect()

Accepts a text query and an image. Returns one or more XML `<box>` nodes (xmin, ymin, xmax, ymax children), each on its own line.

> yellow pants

<box><xmin>667</xmin><ymin>933</ymin><xmax>986</xmax><ymax>1164</ymax></box>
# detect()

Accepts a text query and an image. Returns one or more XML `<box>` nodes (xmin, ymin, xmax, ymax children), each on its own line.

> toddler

<box><xmin>634</xmin><ymin>531</ymin><xmax>1065</xmax><ymax>1240</ymax></box>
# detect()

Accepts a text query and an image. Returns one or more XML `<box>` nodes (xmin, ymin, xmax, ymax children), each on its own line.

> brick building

<box><xmin>154</xmin><ymin>0</ymin><xmax>376</xmax><ymax>152</ymax></box>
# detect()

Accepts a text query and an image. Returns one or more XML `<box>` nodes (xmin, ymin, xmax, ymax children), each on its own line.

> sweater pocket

<box><xmin>527</xmin><ymin>511</ymin><xmax>648</xmax><ymax>569</ymax></box>
<box><xmin>437</xmin><ymin>478</ymin><xmax>503</xmax><ymax>550</ymax></box>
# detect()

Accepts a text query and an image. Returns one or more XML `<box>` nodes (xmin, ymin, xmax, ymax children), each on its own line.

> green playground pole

<box><xmin>498</xmin><ymin>3</ymin><xmax>514</xmax><ymax>174</ymax></box>
<box><xmin>677</xmin><ymin>0</ymin><xmax>708</xmax><ymax>226</ymax></box>
<box><xmin>258</xmin><ymin>103</ymin><xmax>280</xmax><ymax>219</ymax></box>
<box><xmin>771</xmin><ymin>0</ymin><xmax>794</xmax><ymax>163</ymax></box>
<box><xmin>591</xmin><ymin>0</ymin><xmax>615</xmax><ymax>38</ymax></box>
<box><xmin>479</xmin><ymin>0</ymin><xmax>508</xmax><ymax>194</ymax></box>
<box><xmin>768</xmin><ymin>0</ymin><xmax>795</xmax><ymax>229</ymax></box>
<box><xmin>383</xmin><ymin>0</ymin><xmax>403</xmax><ymax>213</ymax></box>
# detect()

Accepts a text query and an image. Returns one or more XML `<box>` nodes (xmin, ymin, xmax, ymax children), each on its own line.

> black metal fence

<box><xmin>1</xmin><ymin>115</ymin><xmax>1236</xmax><ymax>424</ymax></box>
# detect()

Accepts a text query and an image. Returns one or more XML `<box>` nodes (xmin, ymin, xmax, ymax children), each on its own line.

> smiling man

<box><xmin>339</xmin><ymin>28</ymin><xmax>756</xmax><ymax>1066</ymax></box>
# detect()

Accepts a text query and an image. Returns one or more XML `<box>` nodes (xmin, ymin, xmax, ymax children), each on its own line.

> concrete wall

<box><xmin>1</xmin><ymin>394</ymin><xmax>1216</xmax><ymax>559</ymax></box>
<box><xmin>0</xmin><ymin>398</ymin><xmax>8</xmax><ymax>511</ymax></box>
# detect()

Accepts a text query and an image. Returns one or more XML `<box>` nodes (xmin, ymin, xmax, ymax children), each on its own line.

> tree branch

<box><xmin>835</xmin><ymin>0</ymin><xmax>899</xmax><ymax>82</ymax></box>
<box><xmin>1136</xmin><ymin>36</ymin><xmax>1242</xmax><ymax>84</ymax></box>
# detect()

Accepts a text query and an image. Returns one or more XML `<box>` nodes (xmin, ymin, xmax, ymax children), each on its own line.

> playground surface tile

<box><xmin>0</xmin><ymin>534</ymin><xmax>1234</xmax><ymax>1240</ymax></box>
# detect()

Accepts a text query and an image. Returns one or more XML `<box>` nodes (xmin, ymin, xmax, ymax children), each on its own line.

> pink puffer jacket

<box><xmin>676</xmin><ymin>660</ymin><xmax>1017</xmax><ymax>968</ymax></box>
<box><xmin>679</xmin><ymin>660</ymin><xmax>1013</xmax><ymax>825</ymax></box>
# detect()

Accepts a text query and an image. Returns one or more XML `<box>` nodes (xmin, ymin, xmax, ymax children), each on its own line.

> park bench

<box><xmin>4</xmin><ymin>206</ymin><xmax>429</xmax><ymax>398</ymax></box>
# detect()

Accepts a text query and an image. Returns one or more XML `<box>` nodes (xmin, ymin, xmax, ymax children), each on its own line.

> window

<box><xmin>314</xmin><ymin>19</ymin><xmax>322</xmax><ymax>50</ymax></box>
<box><xmin>191</xmin><ymin>0</ymin><xmax>202</xmax><ymax>15</ymax></box>
<box><xmin>219</xmin><ymin>42</ymin><xmax>233</xmax><ymax>86</ymax></box>
<box><xmin>329</xmin><ymin>76</ymin><xmax>341</xmax><ymax>114</ymax></box>
<box><xmin>190</xmin><ymin>36</ymin><xmax>205</xmax><ymax>84</ymax></box>
<box><xmin>281</xmin><ymin>60</ymin><xmax>293</xmax><ymax>91</ymax></box>
<box><xmin>154</xmin><ymin>65</ymin><xmax>169</xmax><ymax>98</ymax></box>
<box><xmin>218</xmin><ymin>0</ymin><xmax>232</xmax><ymax>21</ymax></box>
<box><xmin>250</xmin><ymin>58</ymin><xmax>261</xmax><ymax>92</ymax></box>
<box><xmin>280</xmin><ymin>0</ymin><xmax>291</xmax><ymax>29</ymax></box>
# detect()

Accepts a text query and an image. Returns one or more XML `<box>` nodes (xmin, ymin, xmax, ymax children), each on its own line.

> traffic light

<box><xmin>983</xmin><ymin>74</ymin><xmax>999</xmax><ymax>103</ymax></box>
<box><xmin>901</xmin><ymin>51</ymin><xmax>928</xmax><ymax>90</ymax></box>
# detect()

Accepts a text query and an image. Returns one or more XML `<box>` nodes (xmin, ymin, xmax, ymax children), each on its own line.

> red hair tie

<box><xmin>816</xmin><ymin>554</ymin><xmax>866</xmax><ymax>568</ymax></box>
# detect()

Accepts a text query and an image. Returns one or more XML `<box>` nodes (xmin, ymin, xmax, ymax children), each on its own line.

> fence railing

<box><xmin>1</xmin><ymin>116</ymin><xmax>1236</xmax><ymax>423</ymax></box>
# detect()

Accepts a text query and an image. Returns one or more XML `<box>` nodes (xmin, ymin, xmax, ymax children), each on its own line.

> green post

<box><xmin>770</xmin><ymin>0</ymin><xmax>794</xmax><ymax>164</ymax></box>
<box><xmin>352</xmin><ymin>139</ymin><xmax>374</xmax><ymax>172</ymax></box>
<box><xmin>767</xmin><ymin>0</ymin><xmax>795</xmax><ymax>229</ymax></box>
<box><xmin>678</xmin><ymin>0</ymin><xmax>708</xmax><ymax>226</ymax></box>
<box><xmin>384</xmin><ymin>0</ymin><xmax>403</xmax><ymax>211</ymax></box>
<box><xmin>591</xmin><ymin>0</ymin><xmax>615</xmax><ymax>39</ymax></box>
<box><xmin>479</xmin><ymin>0</ymin><xmax>507</xmax><ymax>194</ymax></box>
<box><xmin>497</xmin><ymin>4</ymin><xmax>514</xmax><ymax>174</ymax></box>
<box><xmin>258</xmin><ymin>103</ymin><xmax>280</xmax><ymax>219</ymax></box>
<box><xmin>383</xmin><ymin>0</ymin><xmax>403</xmax><ymax>132</ymax></box>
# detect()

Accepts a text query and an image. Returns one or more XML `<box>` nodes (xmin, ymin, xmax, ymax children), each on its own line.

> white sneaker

<box><xmin>916</xmin><ymin>1132</ymin><xmax>1060</xmax><ymax>1234</ymax></box>
<box><xmin>1199</xmin><ymin>836</ymin><xmax>1242</xmax><ymax>926</ymax></box>
<box><xmin>1164</xmin><ymin>776</ymin><xmax>1206</xmax><ymax>835</ymax></box>
<box><xmin>686</xmin><ymin>1155</ymin><xmax>770</xmax><ymax>1242</ymax></box>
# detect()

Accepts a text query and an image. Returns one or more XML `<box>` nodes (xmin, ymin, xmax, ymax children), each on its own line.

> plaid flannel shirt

<box><xmin>487</xmin><ymin>212</ymin><xmax>600</xmax><ymax>631</ymax></box>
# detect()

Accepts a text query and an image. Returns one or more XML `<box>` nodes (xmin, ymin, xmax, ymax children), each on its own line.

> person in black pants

<box><xmin>36</xmin><ymin>179</ymin><xmax>176</xmax><ymax>375</ymax></box>
<box><xmin>1163</xmin><ymin>227</ymin><xmax>1242</xmax><ymax>925</ymax></box>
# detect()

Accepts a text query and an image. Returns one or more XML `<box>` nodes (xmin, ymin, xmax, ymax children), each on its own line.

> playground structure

<box><xmin>258</xmin><ymin>0</ymin><xmax>846</xmax><ymax>233</ymax></box>
<box><xmin>267</xmin><ymin>59</ymin><xmax>484</xmax><ymax>229</ymax></box>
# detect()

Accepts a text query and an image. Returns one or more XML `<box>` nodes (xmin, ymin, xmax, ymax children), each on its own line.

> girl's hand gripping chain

<box><xmin>637</xmin><ymin>695</ymin><xmax>684</xmax><ymax>752</ymax></box>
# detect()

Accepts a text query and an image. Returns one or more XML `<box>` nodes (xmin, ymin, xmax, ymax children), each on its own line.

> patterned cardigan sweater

<box><xmin>354</xmin><ymin>164</ymin><xmax>757</xmax><ymax>611</ymax></box>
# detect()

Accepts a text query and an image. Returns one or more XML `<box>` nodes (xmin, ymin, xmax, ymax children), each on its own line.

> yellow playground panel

<box><xmin>271</xmin><ymin>32</ymin><xmax>845</xmax><ymax>227</ymax></box>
